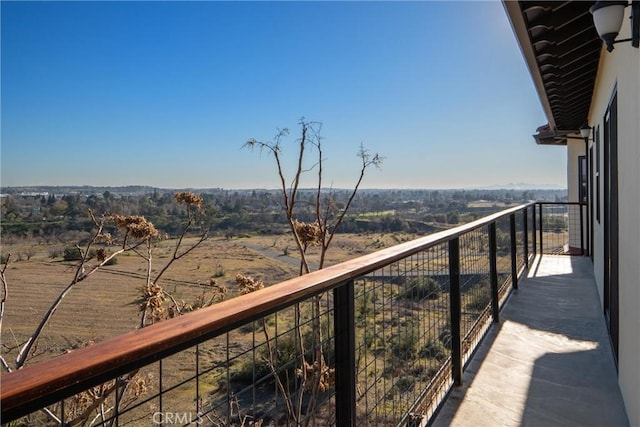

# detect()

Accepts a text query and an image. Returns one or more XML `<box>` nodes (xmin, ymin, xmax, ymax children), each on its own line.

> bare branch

<box><xmin>314</xmin><ymin>123</ymin><xmax>324</xmax><ymax>240</ymax></box>
<box><xmin>14</xmin><ymin>212</ymin><xmax>147</xmax><ymax>368</ymax></box>
<box><xmin>137</xmin><ymin>192</ymin><xmax>209</xmax><ymax>328</ymax></box>
<box><xmin>248</xmin><ymin>124</ymin><xmax>314</xmax><ymax>273</ymax></box>
<box><xmin>0</xmin><ymin>253</ymin><xmax>10</xmax><ymax>337</ymax></box>
<box><xmin>163</xmin><ymin>290</ymin><xmax>183</xmax><ymax>316</ymax></box>
<box><xmin>289</xmin><ymin>119</ymin><xmax>308</xmax><ymax>210</ymax></box>
<box><xmin>76</xmin><ymin>248</ymin><xmax>128</xmax><ymax>284</ymax></box>
<box><xmin>0</xmin><ymin>355</ymin><xmax>11</xmax><ymax>373</ymax></box>
<box><xmin>138</xmin><ymin>241</ymin><xmax>154</xmax><ymax>329</ymax></box>
<box><xmin>153</xmin><ymin>217</ymin><xmax>208</xmax><ymax>285</ymax></box>
<box><xmin>261</xmin><ymin>317</ymin><xmax>297</xmax><ymax>421</ymax></box>
<box><xmin>15</xmin><ymin>217</ymin><xmax>107</xmax><ymax>368</ymax></box>
<box><xmin>41</xmin><ymin>407</ymin><xmax>62</xmax><ymax>425</ymax></box>
<box><xmin>322</xmin><ymin>144</ymin><xmax>384</xmax><ymax>262</ymax></box>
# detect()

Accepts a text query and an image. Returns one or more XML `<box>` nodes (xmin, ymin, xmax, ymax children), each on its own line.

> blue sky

<box><xmin>1</xmin><ymin>1</ymin><xmax>566</xmax><ymax>190</ymax></box>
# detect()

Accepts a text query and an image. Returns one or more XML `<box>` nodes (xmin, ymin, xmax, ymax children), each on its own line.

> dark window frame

<box><xmin>589</xmin><ymin>144</ymin><xmax>594</xmax><ymax>260</ymax></box>
<box><xmin>578</xmin><ymin>155</ymin><xmax>587</xmax><ymax>203</ymax></box>
<box><xmin>595</xmin><ymin>125</ymin><xmax>601</xmax><ymax>223</ymax></box>
<box><xmin>603</xmin><ymin>89</ymin><xmax>619</xmax><ymax>363</ymax></box>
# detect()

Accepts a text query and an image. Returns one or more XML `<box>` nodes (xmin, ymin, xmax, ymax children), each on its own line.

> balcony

<box><xmin>0</xmin><ymin>202</ymin><xmax>627</xmax><ymax>426</ymax></box>
<box><xmin>432</xmin><ymin>255</ymin><xmax>628</xmax><ymax>426</ymax></box>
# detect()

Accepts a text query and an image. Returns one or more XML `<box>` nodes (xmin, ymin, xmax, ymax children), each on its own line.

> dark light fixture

<box><xmin>590</xmin><ymin>1</ymin><xmax>640</xmax><ymax>52</ymax></box>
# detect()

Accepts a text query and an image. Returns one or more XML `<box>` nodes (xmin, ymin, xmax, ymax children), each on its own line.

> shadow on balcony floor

<box><xmin>431</xmin><ymin>255</ymin><xmax>629</xmax><ymax>427</ymax></box>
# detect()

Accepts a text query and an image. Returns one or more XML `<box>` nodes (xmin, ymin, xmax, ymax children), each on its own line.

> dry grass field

<box><xmin>0</xmin><ymin>231</ymin><xmax>420</xmax><ymax>368</ymax></box>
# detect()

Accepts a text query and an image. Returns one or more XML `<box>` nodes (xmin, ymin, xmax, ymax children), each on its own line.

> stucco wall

<box><xmin>588</xmin><ymin>7</ymin><xmax>640</xmax><ymax>425</ymax></box>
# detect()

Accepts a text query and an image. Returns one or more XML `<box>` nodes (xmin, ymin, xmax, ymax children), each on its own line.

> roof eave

<box><xmin>503</xmin><ymin>1</ymin><xmax>558</xmax><ymax>130</ymax></box>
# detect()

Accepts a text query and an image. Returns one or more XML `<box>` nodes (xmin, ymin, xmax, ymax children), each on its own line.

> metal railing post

<box><xmin>585</xmin><ymin>202</ymin><xmax>590</xmax><ymax>257</ymax></box>
<box><xmin>334</xmin><ymin>280</ymin><xmax>356</xmax><ymax>426</ymax></box>
<box><xmin>523</xmin><ymin>207</ymin><xmax>529</xmax><ymax>268</ymax></box>
<box><xmin>538</xmin><ymin>203</ymin><xmax>544</xmax><ymax>255</ymax></box>
<box><xmin>579</xmin><ymin>204</ymin><xmax>585</xmax><ymax>255</ymax></box>
<box><xmin>448</xmin><ymin>238</ymin><xmax>462</xmax><ymax>386</ymax></box>
<box><xmin>532</xmin><ymin>205</ymin><xmax>537</xmax><ymax>257</ymax></box>
<box><xmin>488</xmin><ymin>223</ymin><xmax>500</xmax><ymax>323</ymax></box>
<box><xmin>510</xmin><ymin>214</ymin><xmax>518</xmax><ymax>289</ymax></box>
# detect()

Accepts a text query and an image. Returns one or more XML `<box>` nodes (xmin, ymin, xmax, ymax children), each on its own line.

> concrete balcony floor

<box><xmin>432</xmin><ymin>255</ymin><xmax>629</xmax><ymax>427</ymax></box>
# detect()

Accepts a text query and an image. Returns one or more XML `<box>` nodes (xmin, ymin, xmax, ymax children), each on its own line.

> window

<box><xmin>579</xmin><ymin>155</ymin><xmax>587</xmax><ymax>203</ymax></box>
<box><xmin>589</xmin><ymin>144</ymin><xmax>594</xmax><ymax>260</ymax></box>
<box><xmin>595</xmin><ymin>125</ymin><xmax>600</xmax><ymax>223</ymax></box>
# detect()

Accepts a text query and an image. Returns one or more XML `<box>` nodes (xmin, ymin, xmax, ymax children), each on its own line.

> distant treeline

<box><xmin>0</xmin><ymin>187</ymin><xmax>567</xmax><ymax>241</ymax></box>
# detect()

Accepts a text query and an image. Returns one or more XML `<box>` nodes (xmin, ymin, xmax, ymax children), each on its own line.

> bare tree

<box><xmin>245</xmin><ymin>118</ymin><xmax>382</xmax><ymax>425</ymax></box>
<box><xmin>245</xmin><ymin>119</ymin><xmax>382</xmax><ymax>273</ymax></box>
<box><xmin>0</xmin><ymin>254</ymin><xmax>10</xmax><ymax>371</ymax></box>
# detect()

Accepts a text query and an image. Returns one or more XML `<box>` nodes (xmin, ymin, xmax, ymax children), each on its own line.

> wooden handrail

<box><xmin>0</xmin><ymin>203</ymin><xmax>533</xmax><ymax>421</ymax></box>
<box><xmin>536</xmin><ymin>201</ymin><xmax>585</xmax><ymax>205</ymax></box>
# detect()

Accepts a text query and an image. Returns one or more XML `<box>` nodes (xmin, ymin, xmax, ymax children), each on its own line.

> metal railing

<box><xmin>535</xmin><ymin>202</ymin><xmax>587</xmax><ymax>255</ymax></box>
<box><xmin>0</xmin><ymin>202</ymin><xmax>584</xmax><ymax>426</ymax></box>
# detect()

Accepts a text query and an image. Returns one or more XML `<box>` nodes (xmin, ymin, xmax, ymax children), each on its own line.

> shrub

<box><xmin>232</xmin><ymin>323</ymin><xmax>334</xmax><ymax>389</ymax></box>
<box><xmin>390</xmin><ymin>376</ymin><xmax>415</xmax><ymax>395</ymax></box>
<box><xmin>391</xmin><ymin>322</ymin><xmax>419</xmax><ymax>361</ymax></box>
<box><xmin>400</xmin><ymin>277</ymin><xmax>441</xmax><ymax>301</ymax></box>
<box><xmin>63</xmin><ymin>246</ymin><xmax>96</xmax><ymax>261</ymax></box>
<box><xmin>439</xmin><ymin>323</ymin><xmax>451</xmax><ymax>349</ymax></box>
<box><xmin>48</xmin><ymin>247</ymin><xmax>63</xmax><ymax>259</ymax></box>
<box><xmin>355</xmin><ymin>289</ymin><xmax>375</xmax><ymax>323</ymax></box>
<box><xmin>419</xmin><ymin>339</ymin><xmax>448</xmax><ymax>362</ymax></box>
<box><xmin>465</xmin><ymin>281</ymin><xmax>491</xmax><ymax>311</ymax></box>
<box><xmin>213</xmin><ymin>263</ymin><xmax>225</xmax><ymax>278</ymax></box>
<box><xmin>63</xmin><ymin>246</ymin><xmax>82</xmax><ymax>261</ymax></box>
<box><xmin>465</xmin><ymin>290</ymin><xmax>491</xmax><ymax>311</ymax></box>
<box><xmin>232</xmin><ymin>333</ymin><xmax>299</xmax><ymax>384</ymax></box>
<box><xmin>238</xmin><ymin>315</ymin><xmax>273</xmax><ymax>334</ymax></box>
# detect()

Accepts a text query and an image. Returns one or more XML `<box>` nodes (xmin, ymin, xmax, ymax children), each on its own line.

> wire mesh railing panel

<box><xmin>566</xmin><ymin>204</ymin><xmax>586</xmax><ymax>255</ymax></box>
<box><xmin>354</xmin><ymin>242</ymin><xmax>452</xmax><ymax>425</ymax></box>
<box><xmin>17</xmin><ymin>303</ymin><xmax>339</xmax><ymax>426</ymax></box>
<box><xmin>539</xmin><ymin>203</ymin><xmax>569</xmax><ymax>254</ymax></box>
<box><xmin>31</xmin><ymin>364</ymin><xmax>166</xmax><ymax>427</ymax></box>
<box><xmin>529</xmin><ymin>205</ymin><xmax>536</xmax><ymax>259</ymax></box>
<box><xmin>495</xmin><ymin>216</ymin><xmax>513</xmax><ymax>302</ymax></box>
<box><xmin>515</xmin><ymin>210</ymin><xmax>527</xmax><ymax>273</ymax></box>
<box><xmin>199</xmin><ymin>298</ymin><xmax>337</xmax><ymax>425</ymax></box>
<box><xmin>537</xmin><ymin>203</ymin><xmax>585</xmax><ymax>255</ymax></box>
<box><xmin>458</xmin><ymin>228</ymin><xmax>491</xmax><ymax>365</ymax></box>
<box><xmin>157</xmin><ymin>348</ymin><xmax>198</xmax><ymax>417</ymax></box>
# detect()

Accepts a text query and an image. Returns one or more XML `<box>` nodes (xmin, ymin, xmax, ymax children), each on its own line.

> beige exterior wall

<box><xmin>587</xmin><ymin>7</ymin><xmax>640</xmax><ymax>425</ymax></box>
<box><xmin>567</xmin><ymin>140</ymin><xmax>584</xmax><ymax>204</ymax></box>
<box><xmin>566</xmin><ymin>140</ymin><xmax>586</xmax><ymax>250</ymax></box>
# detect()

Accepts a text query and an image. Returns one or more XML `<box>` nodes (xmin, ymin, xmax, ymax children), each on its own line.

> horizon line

<box><xmin>0</xmin><ymin>184</ymin><xmax>568</xmax><ymax>192</ymax></box>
